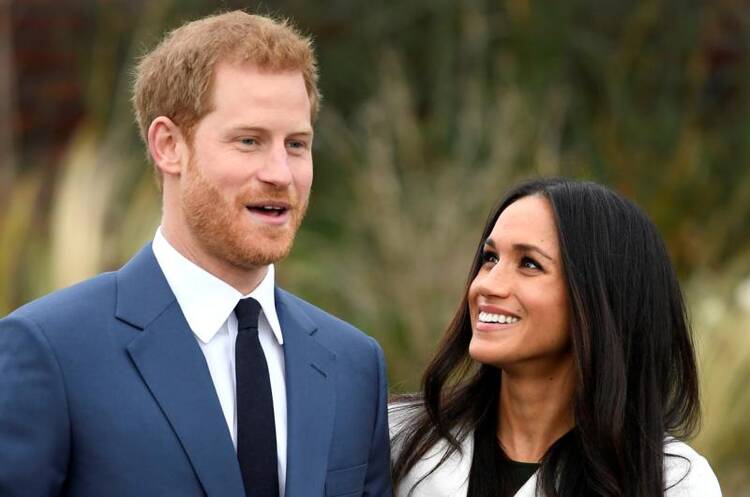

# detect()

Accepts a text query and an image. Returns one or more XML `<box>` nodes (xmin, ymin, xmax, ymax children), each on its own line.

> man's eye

<box><xmin>239</xmin><ymin>137</ymin><xmax>257</xmax><ymax>146</ymax></box>
<box><xmin>287</xmin><ymin>140</ymin><xmax>307</xmax><ymax>150</ymax></box>
<box><xmin>481</xmin><ymin>251</ymin><xmax>498</xmax><ymax>264</ymax></box>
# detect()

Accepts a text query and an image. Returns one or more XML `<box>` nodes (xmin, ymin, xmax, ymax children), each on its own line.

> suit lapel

<box><xmin>117</xmin><ymin>245</ymin><xmax>245</xmax><ymax>497</ymax></box>
<box><xmin>276</xmin><ymin>289</ymin><xmax>336</xmax><ymax>496</ymax></box>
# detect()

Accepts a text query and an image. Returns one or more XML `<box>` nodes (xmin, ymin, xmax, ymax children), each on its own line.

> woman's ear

<box><xmin>147</xmin><ymin>116</ymin><xmax>188</xmax><ymax>177</ymax></box>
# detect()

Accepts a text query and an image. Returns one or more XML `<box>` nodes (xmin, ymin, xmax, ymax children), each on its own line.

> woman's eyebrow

<box><xmin>514</xmin><ymin>243</ymin><xmax>553</xmax><ymax>261</ymax></box>
<box><xmin>483</xmin><ymin>238</ymin><xmax>553</xmax><ymax>261</ymax></box>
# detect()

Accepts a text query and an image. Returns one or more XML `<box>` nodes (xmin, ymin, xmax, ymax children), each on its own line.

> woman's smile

<box><xmin>476</xmin><ymin>304</ymin><xmax>522</xmax><ymax>331</ymax></box>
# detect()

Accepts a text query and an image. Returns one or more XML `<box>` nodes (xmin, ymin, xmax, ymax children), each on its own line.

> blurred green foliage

<box><xmin>2</xmin><ymin>0</ymin><xmax>749</xmax><ymax>493</ymax></box>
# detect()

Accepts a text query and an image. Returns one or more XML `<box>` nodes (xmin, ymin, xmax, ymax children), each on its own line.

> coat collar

<box><xmin>115</xmin><ymin>243</ymin><xmax>175</xmax><ymax>330</ymax></box>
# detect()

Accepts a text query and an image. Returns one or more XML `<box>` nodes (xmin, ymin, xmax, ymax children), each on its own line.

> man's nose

<box><xmin>257</xmin><ymin>142</ymin><xmax>293</xmax><ymax>187</ymax></box>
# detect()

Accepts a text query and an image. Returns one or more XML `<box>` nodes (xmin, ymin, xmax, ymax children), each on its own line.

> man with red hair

<box><xmin>0</xmin><ymin>11</ymin><xmax>392</xmax><ymax>497</ymax></box>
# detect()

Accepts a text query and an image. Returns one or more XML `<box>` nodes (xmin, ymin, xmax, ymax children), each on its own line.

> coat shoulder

<box><xmin>4</xmin><ymin>272</ymin><xmax>117</xmax><ymax>333</ymax></box>
<box><xmin>389</xmin><ymin>402</ymin><xmax>473</xmax><ymax>497</ymax></box>
<box><xmin>276</xmin><ymin>289</ymin><xmax>379</xmax><ymax>352</ymax></box>
<box><xmin>664</xmin><ymin>438</ymin><xmax>722</xmax><ymax>496</ymax></box>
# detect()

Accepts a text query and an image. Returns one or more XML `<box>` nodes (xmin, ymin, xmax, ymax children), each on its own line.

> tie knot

<box><xmin>234</xmin><ymin>298</ymin><xmax>261</xmax><ymax>333</ymax></box>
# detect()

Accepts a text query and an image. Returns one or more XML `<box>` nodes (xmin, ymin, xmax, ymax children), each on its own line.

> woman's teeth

<box><xmin>478</xmin><ymin>311</ymin><xmax>519</xmax><ymax>324</ymax></box>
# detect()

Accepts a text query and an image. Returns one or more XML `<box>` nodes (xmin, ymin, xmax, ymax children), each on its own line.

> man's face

<box><xmin>179</xmin><ymin>61</ymin><xmax>313</xmax><ymax>270</ymax></box>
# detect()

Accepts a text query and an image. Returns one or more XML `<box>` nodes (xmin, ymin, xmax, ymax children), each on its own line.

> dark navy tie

<box><xmin>234</xmin><ymin>298</ymin><xmax>279</xmax><ymax>497</ymax></box>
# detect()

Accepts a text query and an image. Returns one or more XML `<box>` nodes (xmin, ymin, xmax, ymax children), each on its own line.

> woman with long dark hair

<box><xmin>390</xmin><ymin>178</ymin><xmax>721</xmax><ymax>497</ymax></box>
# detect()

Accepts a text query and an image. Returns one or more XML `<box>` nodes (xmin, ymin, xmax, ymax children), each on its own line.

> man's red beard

<box><xmin>180</xmin><ymin>157</ymin><xmax>308</xmax><ymax>270</ymax></box>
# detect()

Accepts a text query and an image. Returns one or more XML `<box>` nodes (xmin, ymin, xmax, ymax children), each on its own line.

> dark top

<box><xmin>467</xmin><ymin>423</ymin><xmax>541</xmax><ymax>497</ymax></box>
<box><xmin>496</xmin><ymin>453</ymin><xmax>539</xmax><ymax>495</ymax></box>
<box><xmin>466</xmin><ymin>391</ymin><xmax>545</xmax><ymax>497</ymax></box>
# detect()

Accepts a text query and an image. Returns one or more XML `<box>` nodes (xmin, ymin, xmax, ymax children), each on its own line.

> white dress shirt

<box><xmin>152</xmin><ymin>228</ymin><xmax>287</xmax><ymax>496</ymax></box>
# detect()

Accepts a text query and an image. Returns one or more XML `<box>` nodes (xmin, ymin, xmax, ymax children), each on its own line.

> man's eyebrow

<box><xmin>482</xmin><ymin>238</ymin><xmax>554</xmax><ymax>261</ymax></box>
<box><xmin>229</xmin><ymin>125</ymin><xmax>314</xmax><ymax>136</ymax></box>
<box><xmin>287</xmin><ymin>129</ymin><xmax>314</xmax><ymax>137</ymax></box>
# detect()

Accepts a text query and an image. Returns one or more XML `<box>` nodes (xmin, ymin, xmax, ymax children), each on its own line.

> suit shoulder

<box><xmin>278</xmin><ymin>289</ymin><xmax>376</xmax><ymax>347</ymax></box>
<box><xmin>4</xmin><ymin>272</ymin><xmax>117</xmax><ymax>329</ymax></box>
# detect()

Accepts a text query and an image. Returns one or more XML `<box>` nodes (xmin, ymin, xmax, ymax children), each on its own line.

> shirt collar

<box><xmin>151</xmin><ymin>227</ymin><xmax>283</xmax><ymax>345</ymax></box>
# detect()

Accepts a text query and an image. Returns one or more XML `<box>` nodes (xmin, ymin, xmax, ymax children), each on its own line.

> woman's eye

<box><xmin>481</xmin><ymin>251</ymin><xmax>498</xmax><ymax>264</ymax></box>
<box><xmin>520</xmin><ymin>256</ymin><xmax>542</xmax><ymax>271</ymax></box>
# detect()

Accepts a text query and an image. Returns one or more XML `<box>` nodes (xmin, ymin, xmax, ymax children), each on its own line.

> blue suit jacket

<box><xmin>0</xmin><ymin>245</ymin><xmax>392</xmax><ymax>497</ymax></box>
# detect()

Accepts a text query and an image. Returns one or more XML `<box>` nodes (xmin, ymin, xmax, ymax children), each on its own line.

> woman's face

<box><xmin>468</xmin><ymin>194</ymin><xmax>572</xmax><ymax>374</ymax></box>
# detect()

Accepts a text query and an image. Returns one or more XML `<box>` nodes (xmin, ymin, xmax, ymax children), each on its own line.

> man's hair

<box><xmin>132</xmin><ymin>10</ymin><xmax>320</xmax><ymax>150</ymax></box>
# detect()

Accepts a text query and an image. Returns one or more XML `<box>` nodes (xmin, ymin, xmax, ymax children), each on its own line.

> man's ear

<box><xmin>147</xmin><ymin>116</ymin><xmax>188</xmax><ymax>177</ymax></box>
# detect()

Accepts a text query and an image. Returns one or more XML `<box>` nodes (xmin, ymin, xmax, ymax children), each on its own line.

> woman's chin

<box><xmin>468</xmin><ymin>337</ymin><xmax>505</xmax><ymax>368</ymax></box>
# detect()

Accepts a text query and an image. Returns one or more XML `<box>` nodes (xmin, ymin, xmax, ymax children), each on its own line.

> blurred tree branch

<box><xmin>0</xmin><ymin>0</ymin><xmax>15</xmax><ymax>198</ymax></box>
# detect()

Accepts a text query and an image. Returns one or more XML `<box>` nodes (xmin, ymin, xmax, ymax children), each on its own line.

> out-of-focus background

<box><xmin>1</xmin><ymin>0</ymin><xmax>749</xmax><ymax>491</ymax></box>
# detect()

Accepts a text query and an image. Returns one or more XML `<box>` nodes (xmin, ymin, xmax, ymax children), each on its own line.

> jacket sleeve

<box><xmin>362</xmin><ymin>336</ymin><xmax>393</xmax><ymax>497</ymax></box>
<box><xmin>0</xmin><ymin>315</ymin><xmax>70</xmax><ymax>497</ymax></box>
